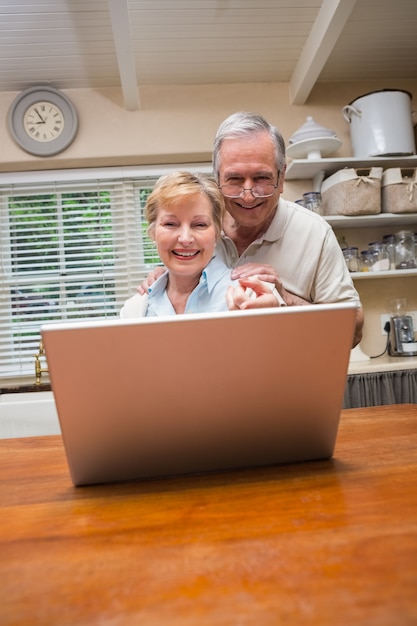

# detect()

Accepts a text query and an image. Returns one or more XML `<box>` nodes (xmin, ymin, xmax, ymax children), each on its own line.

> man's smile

<box><xmin>235</xmin><ymin>200</ymin><xmax>264</xmax><ymax>210</ymax></box>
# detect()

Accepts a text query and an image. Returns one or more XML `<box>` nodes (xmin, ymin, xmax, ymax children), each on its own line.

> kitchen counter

<box><xmin>1</xmin><ymin>404</ymin><xmax>417</xmax><ymax>625</ymax></box>
<box><xmin>348</xmin><ymin>353</ymin><xmax>417</xmax><ymax>375</ymax></box>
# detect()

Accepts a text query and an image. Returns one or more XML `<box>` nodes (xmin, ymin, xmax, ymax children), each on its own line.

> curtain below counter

<box><xmin>343</xmin><ymin>369</ymin><xmax>417</xmax><ymax>408</ymax></box>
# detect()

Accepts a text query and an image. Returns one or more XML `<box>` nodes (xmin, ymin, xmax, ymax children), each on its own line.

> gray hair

<box><xmin>212</xmin><ymin>111</ymin><xmax>286</xmax><ymax>182</ymax></box>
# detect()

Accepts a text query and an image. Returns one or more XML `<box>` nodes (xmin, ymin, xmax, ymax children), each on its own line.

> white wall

<box><xmin>2</xmin><ymin>78</ymin><xmax>416</xmax><ymax>176</ymax></box>
<box><xmin>1</xmin><ymin>78</ymin><xmax>417</xmax><ymax>355</ymax></box>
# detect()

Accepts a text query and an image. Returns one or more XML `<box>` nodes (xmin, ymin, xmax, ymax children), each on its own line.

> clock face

<box><xmin>7</xmin><ymin>86</ymin><xmax>78</xmax><ymax>157</ymax></box>
<box><xmin>23</xmin><ymin>101</ymin><xmax>65</xmax><ymax>143</ymax></box>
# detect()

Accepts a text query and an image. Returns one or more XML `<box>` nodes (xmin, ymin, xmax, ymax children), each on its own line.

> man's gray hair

<box><xmin>212</xmin><ymin>111</ymin><xmax>286</xmax><ymax>182</ymax></box>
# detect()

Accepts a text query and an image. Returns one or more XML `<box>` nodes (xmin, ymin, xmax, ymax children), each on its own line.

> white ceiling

<box><xmin>1</xmin><ymin>0</ymin><xmax>417</xmax><ymax>110</ymax></box>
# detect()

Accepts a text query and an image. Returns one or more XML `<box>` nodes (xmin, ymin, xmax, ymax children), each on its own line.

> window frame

<box><xmin>0</xmin><ymin>164</ymin><xmax>211</xmax><ymax>387</ymax></box>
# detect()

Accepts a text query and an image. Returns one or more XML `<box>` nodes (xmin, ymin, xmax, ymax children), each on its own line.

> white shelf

<box><xmin>290</xmin><ymin>156</ymin><xmax>417</xmax><ymax>372</ymax></box>
<box><xmin>286</xmin><ymin>155</ymin><xmax>417</xmax><ymax>180</ymax></box>
<box><xmin>350</xmin><ymin>269</ymin><xmax>417</xmax><ymax>280</ymax></box>
<box><xmin>325</xmin><ymin>213</ymin><xmax>417</xmax><ymax>228</ymax></box>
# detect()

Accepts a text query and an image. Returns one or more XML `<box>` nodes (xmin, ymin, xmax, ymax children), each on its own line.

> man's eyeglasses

<box><xmin>219</xmin><ymin>181</ymin><xmax>279</xmax><ymax>199</ymax></box>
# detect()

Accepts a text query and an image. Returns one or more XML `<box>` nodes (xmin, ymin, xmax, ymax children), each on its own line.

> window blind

<box><xmin>0</xmin><ymin>164</ymin><xmax>211</xmax><ymax>384</ymax></box>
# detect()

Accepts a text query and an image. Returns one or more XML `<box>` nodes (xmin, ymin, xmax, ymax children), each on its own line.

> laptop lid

<box><xmin>41</xmin><ymin>302</ymin><xmax>357</xmax><ymax>486</ymax></box>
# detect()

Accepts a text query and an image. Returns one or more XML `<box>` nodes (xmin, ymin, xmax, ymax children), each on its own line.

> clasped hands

<box><xmin>137</xmin><ymin>262</ymin><xmax>287</xmax><ymax>310</ymax></box>
<box><xmin>226</xmin><ymin>276</ymin><xmax>279</xmax><ymax>310</ymax></box>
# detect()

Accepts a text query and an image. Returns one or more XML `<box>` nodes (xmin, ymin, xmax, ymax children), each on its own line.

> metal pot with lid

<box><xmin>342</xmin><ymin>89</ymin><xmax>416</xmax><ymax>158</ymax></box>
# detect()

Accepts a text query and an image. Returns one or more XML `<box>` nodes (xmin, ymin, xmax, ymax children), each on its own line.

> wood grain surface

<box><xmin>1</xmin><ymin>404</ymin><xmax>416</xmax><ymax>625</ymax></box>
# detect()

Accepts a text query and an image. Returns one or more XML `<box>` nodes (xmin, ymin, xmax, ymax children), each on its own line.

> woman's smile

<box><xmin>172</xmin><ymin>249</ymin><xmax>200</xmax><ymax>258</ymax></box>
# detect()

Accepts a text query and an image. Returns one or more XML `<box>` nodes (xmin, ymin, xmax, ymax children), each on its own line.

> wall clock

<box><xmin>7</xmin><ymin>85</ymin><xmax>79</xmax><ymax>157</ymax></box>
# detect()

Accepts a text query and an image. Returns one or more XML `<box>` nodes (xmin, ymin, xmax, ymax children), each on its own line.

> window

<box><xmin>0</xmin><ymin>165</ymin><xmax>211</xmax><ymax>384</ymax></box>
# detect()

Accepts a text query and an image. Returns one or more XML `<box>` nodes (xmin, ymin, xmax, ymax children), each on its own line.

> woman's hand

<box><xmin>226</xmin><ymin>277</ymin><xmax>280</xmax><ymax>310</ymax></box>
<box><xmin>231</xmin><ymin>262</ymin><xmax>290</xmax><ymax>304</ymax></box>
<box><xmin>231</xmin><ymin>263</ymin><xmax>310</xmax><ymax>307</ymax></box>
<box><xmin>136</xmin><ymin>266</ymin><xmax>166</xmax><ymax>295</ymax></box>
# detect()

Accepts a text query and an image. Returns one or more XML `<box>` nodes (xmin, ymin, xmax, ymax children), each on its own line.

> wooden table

<box><xmin>1</xmin><ymin>404</ymin><xmax>417</xmax><ymax>626</ymax></box>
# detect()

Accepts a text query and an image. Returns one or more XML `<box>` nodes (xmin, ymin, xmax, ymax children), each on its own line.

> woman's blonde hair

<box><xmin>146</xmin><ymin>171</ymin><xmax>225</xmax><ymax>239</ymax></box>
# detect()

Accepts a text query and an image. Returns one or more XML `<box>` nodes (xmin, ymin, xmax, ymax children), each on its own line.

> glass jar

<box><xmin>394</xmin><ymin>230</ymin><xmax>417</xmax><ymax>269</ymax></box>
<box><xmin>295</xmin><ymin>198</ymin><xmax>306</xmax><ymax>207</ymax></box>
<box><xmin>360</xmin><ymin>250</ymin><xmax>373</xmax><ymax>272</ymax></box>
<box><xmin>342</xmin><ymin>247</ymin><xmax>360</xmax><ymax>272</ymax></box>
<box><xmin>302</xmin><ymin>191</ymin><xmax>322</xmax><ymax>214</ymax></box>
<box><xmin>368</xmin><ymin>241</ymin><xmax>390</xmax><ymax>271</ymax></box>
<box><xmin>382</xmin><ymin>234</ymin><xmax>397</xmax><ymax>271</ymax></box>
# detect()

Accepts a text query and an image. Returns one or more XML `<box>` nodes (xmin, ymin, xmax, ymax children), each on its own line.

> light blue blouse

<box><xmin>146</xmin><ymin>255</ymin><xmax>234</xmax><ymax>316</ymax></box>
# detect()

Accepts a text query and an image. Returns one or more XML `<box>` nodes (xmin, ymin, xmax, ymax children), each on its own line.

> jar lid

<box><xmin>288</xmin><ymin>116</ymin><xmax>337</xmax><ymax>144</ymax></box>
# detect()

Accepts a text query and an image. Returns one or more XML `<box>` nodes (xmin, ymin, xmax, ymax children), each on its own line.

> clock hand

<box><xmin>34</xmin><ymin>108</ymin><xmax>46</xmax><ymax>123</ymax></box>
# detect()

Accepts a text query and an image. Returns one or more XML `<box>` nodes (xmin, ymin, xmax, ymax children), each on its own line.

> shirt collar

<box><xmin>201</xmin><ymin>255</ymin><xmax>231</xmax><ymax>292</ymax></box>
<box><xmin>148</xmin><ymin>254</ymin><xmax>229</xmax><ymax>298</ymax></box>
<box><xmin>148</xmin><ymin>269</ymin><xmax>168</xmax><ymax>297</ymax></box>
<box><xmin>257</xmin><ymin>199</ymin><xmax>286</xmax><ymax>243</ymax></box>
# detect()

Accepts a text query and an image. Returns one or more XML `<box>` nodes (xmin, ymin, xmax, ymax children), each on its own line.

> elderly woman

<box><xmin>120</xmin><ymin>171</ymin><xmax>279</xmax><ymax>317</ymax></box>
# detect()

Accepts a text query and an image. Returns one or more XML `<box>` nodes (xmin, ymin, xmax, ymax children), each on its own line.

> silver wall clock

<box><xmin>7</xmin><ymin>86</ymin><xmax>79</xmax><ymax>157</ymax></box>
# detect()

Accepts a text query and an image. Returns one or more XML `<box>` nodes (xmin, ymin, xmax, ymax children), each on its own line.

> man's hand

<box><xmin>226</xmin><ymin>277</ymin><xmax>280</xmax><ymax>310</ymax></box>
<box><xmin>231</xmin><ymin>263</ymin><xmax>291</xmax><ymax>304</ymax></box>
<box><xmin>231</xmin><ymin>263</ymin><xmax>281</xmax><ymax>287</ymax></box>
<box><xmin>136</xmin><ymin>266</ymin><xmax>166</xmax><ymax>295</ymax></box>
<box><xmin>230</xmin><ymin>264</ymin><xmax>363</xmax><ymax>348</ymax></box>
<box><xmin>231</xmin><ymin>263</ymin><xmax>312</xmax><ymax>307</ymax></box>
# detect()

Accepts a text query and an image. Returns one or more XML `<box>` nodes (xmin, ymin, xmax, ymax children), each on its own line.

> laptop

<box><xmin>41</xmin><ymin>302</ymin><xmax>357</xmax><ymax>486</ymax></box>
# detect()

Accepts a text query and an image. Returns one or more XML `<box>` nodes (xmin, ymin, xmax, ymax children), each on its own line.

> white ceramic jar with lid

<box><xmin>287</xmin><ymin>117</ymin><xmax>341</xmax><ymax>160</ymax></box>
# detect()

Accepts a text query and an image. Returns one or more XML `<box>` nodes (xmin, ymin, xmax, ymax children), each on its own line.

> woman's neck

<box><xmin>166</xmin><ymin>274</ymin><xmax>200</xmax><ymax>314</ymax></box>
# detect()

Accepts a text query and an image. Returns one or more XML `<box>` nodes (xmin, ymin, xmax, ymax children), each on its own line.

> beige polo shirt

<box><xmin>216</xmin><ymin>197</ymin><xmax>361</xmax><ymax>306</ymax></box>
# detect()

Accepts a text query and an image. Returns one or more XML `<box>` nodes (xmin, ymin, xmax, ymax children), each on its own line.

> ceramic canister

<box><xmin>342</xmin><ymin>89</ymin><xmax>416</xmax><ymax>158</ymax></box>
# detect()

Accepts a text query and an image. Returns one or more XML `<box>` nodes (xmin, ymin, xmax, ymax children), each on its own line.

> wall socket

<box><xmin>380</xmin><ymin>311</ymin><xmax>417</xmax><ymax>334</ymax></box>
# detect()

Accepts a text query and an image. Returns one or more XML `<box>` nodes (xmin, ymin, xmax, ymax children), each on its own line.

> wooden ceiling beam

<box><xmin>107</xmin><ymin>0</ymin><xmax>140</xmax><ymax>110</ymax></box>
<box><xmin>289</xmin><ymin>0</ymin><xmax>357</xmax><ymax>105</ymax></box>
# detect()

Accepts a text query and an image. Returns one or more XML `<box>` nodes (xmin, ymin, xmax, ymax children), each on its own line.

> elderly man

<box><xmin>140</xmin><ymin>111</ymin><xmax>364</xmax><ymax>347</ymax></box>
